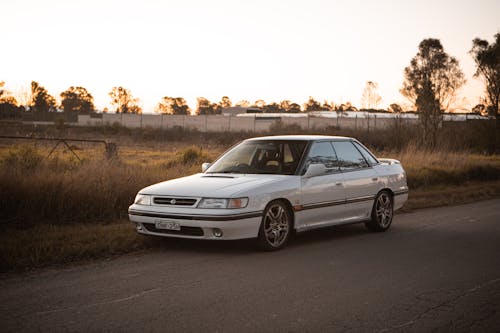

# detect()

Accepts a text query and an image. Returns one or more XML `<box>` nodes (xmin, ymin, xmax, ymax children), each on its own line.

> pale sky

<box><xmin>1</xmin><ymin>0</ymin><xmax>499</xmax><ymax>113</ymax></box>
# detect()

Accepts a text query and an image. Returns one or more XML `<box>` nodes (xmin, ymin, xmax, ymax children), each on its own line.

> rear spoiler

<box><xmin>378</xmin><ymin>158</ymin><xmax>401</xmax><ymax>165</ymax></box>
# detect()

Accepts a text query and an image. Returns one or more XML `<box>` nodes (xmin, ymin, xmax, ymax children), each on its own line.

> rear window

<box><xmin>331</xmin><ymin>141</ymin><xmax>369</xmax><ymax>170</ymax></box>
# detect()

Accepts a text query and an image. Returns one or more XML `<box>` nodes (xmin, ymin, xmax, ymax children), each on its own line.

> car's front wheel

<box><xmin>257</xmin><ymin>200</ymin><xmax>292</xmax><ymax>251</ymax></box>
<box><xmin>365</xmin><ymin>191</ymin><xmax>393</xmax><ymax>232</ymax></box>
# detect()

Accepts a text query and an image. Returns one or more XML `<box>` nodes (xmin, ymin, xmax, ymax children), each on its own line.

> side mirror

<box><xmin>304</xmin><ymin>163</ymin><xmax>327</xmax><ymax>178</ymax></box>
<box><xmin>202</xmin><ymin>162</ymin><xmax>212</xmax><ymax>172</ymax></box>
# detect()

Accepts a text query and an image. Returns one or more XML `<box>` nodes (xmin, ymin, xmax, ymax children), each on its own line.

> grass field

<box><xmin>1</xmin><ymin>123</ymin><xmax>500</xmax><ymax>272</ymax></box>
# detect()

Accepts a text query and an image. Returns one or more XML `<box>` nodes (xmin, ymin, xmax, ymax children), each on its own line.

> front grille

<box><xmin>153</xmin><ymin>197</ymin><xmax>197</xmax><ymax>206</ymax></box>
<box><xmin>143</xmin><ymin>224</ymin><xmax>204</xmax><ymax>236</ymax></box>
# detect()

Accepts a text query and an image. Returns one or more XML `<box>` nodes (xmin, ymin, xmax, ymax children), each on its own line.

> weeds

<box><xmin>1</xmin><ymin>122</ymin><xmax>500</xmax><ymax>271</ymax></box>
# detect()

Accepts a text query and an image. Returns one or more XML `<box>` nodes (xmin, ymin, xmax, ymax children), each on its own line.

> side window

<box><xmin>331</xmin><ymin>141</ymin><xmax>368</xmax><ymax>170</ymax></box>
<box><xmin>353</xmin><ymin>142</ymin><xmax>378</xmax><ymax>166</ymax></box>
<box><xmin>305</xmin><ymin>141</ymin><xmax>339</xmax><ymax>171</ymax></box>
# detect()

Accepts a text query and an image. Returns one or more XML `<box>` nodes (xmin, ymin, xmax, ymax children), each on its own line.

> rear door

<box><xmin>331</xmin><ymin>140</ymin><xmax>380</xmax><ymax>220</ymax></box>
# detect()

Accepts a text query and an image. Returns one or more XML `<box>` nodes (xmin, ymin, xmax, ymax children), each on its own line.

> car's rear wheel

<box><xmin>365</xmin><ymin>191</ymin><xmax>393</xmax><ymax>232</ymax></box>
<box><xmin>257</xmin><ymin>200</ymin><xmax>292</xmax><ymax>251</ymax></box>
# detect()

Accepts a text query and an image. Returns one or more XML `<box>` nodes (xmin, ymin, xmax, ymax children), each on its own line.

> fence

<box><xmin>76</xmin><ymin>113</ymin><xmax>419</xmax><ymax>132</ymax></box>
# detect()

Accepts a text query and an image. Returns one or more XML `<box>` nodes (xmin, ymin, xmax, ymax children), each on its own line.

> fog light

<box><xmin>136</xmin><ymin>223</ymin><xmax>143</xmax><ymax>231</ymax></box>
<box><xmin>213</xmin><ymin>228</ymin><xmax>223</xmax><ymax>237</ymax></box>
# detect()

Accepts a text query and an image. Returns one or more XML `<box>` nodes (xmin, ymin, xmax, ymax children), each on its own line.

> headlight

<box><xmin>134</xmin><ymin>194</ymin><xmax>151</xmax><ymax>205</ymax></box>
<box><xmin>198</xmin><ymin>197</ymin><xmax>248</xmax><ymax>209</ymax></box>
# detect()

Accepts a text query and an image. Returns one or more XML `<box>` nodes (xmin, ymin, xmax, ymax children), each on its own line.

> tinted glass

<box><xmin>207</xmin><ymin>140</ymin><xmax>307</xmax><ymax>175</ymax></box>
<box><xmin>331</xmin><ymin>141</ymin><xmax>369</xmax><ymax>170</ymax></box>
<box><xmin>353</xmin><ymin>141</ymin><xmax>378</xmax><ymax>165</ymax></box>
<box><xmin>305</xmin><ymin>141</ymin><xmax>339</xmax><ymax>170</ymax></box>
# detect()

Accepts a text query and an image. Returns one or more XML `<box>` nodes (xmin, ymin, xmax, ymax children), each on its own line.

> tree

<box><xmin>235</xmin><ymin>100</ymin><xmax>250</xmax><ymax>107</ymax></box>
<box><xmin>337</xmin><ymin>102</ymin><xmax>357</xmax><ymax>112</ymax></box>
<box><xmin>263</xmin><ymin>102</ymin><xmax>281</xmax><ymax>113</ymax></box>
<box><xmin>196</xmin><ymin>97</ymin><xmax>220</xmax><ymax>115</ymax></box>
<box><xmin>472</xmin><ymin>104</ymin><xmax>486</xmax><ymax>115</ymax></box>
<box><xmin>361</xmin><ymin>81</ymin><xmax>382</xmax><ymax>109</ymax></box>
<box><xmin>322</xmin><ymin>101</ymin><xmax>334</xmax><ymax>111</ymax></box>
<box><xmin>470</xmin><ymin>33</ymin><xmax>500</xmax><ymax>118</ymax></box>
<box><xmin>108</xmin><ymin>87</ymin><xmax>141</xmax><ymax>113</ymax></box>
<box><xmin>219</xmin><ymin>96</ymin><xmax>232</xmax><ymax>109</ymax></box>
<box><xmin>155</xmin><ymin>97</ymin><xmax>190</xmax><ymax>115</ymax></box>
<box><xmin>0</xmin><ymin>81</ymin><xmax>22</xmax><ymax>115</ymax></box>
<box><xmin>60</xmin><ymin>86</ymin><xmax>95</xmax><ymax>113</ymax></box>
<box><xmin>401</xmin><ymin>38</ymin><xmax>465</xmax><ymax>146</ymax></box>
<box><xmin>29</xmin><ymin>81</ymin><xmax>56</xmax><ymax>112</ymax></box>
<box><xmin>278</xmin><ymin>100</ymin><xmax>302</xmax><ymax>113</ymax></box>
<box><xmin>252</xmin><ymin>99</ymin><xmax>266</xmax><ymax>108</ymax></box>
<box><xmin>388</xmin><ymin>103</ymin><xmax>403</xmax><ymax>113</ymax></box>
<box><xmin>303</xmin><ymin>97</ymin><xmax>322</xmax><ymax>112</ymax></box>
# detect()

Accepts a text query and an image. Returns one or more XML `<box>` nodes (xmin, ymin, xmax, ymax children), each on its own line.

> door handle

<box><xmin>335</xmin><ymin>182</ymin><xmax>343</xmax><ymax>186</ymax></box>
<box><xmin>372</xmin><ymin>177</ymin><xmax>378</xmax><ymax>181</ymax></box>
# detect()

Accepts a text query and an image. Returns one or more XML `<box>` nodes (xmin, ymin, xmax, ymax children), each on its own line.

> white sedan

<box><xmin>129</xmin><ymin>135</ymin><xmax>408</xmax><ymax>250</ymax></box>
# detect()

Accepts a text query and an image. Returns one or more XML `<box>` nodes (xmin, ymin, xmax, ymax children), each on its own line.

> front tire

<box><xmin>365</xmin><ymin>191</ymin><xmax>393</xmax><ymax>232</ymax></box>
<box><xmin>257</xmin><ymin>200</ymin><xmax>292</xmax><ymax>251</ymax></box>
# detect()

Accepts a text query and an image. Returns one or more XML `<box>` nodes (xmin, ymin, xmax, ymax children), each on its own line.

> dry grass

<box><xmin>382</xmin><ymin>144</ymin><xmax>500</xmax><ymax>189</ymax></box>
<box><xmin>1</xmin><ymin>123</ymin><xmax>500</xmax><ymax>272</ymax></box>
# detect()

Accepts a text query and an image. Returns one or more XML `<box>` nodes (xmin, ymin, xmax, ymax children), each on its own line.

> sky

<box><xmin>1</xmin><ymin>0</ymin><xmax>499</xmax><ymax>113</ymax></box>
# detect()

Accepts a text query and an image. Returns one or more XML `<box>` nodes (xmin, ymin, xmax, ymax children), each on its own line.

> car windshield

<box><xmin>206</xmin><ymin>140</ymin><xmax>307</xmax><ymax>175</ymax></box>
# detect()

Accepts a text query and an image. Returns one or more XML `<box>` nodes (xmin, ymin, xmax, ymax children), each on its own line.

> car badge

<box><xmin>170</xmin><ymin>199</ymin><xmax>176</xmax><ymax>205</ymax></box>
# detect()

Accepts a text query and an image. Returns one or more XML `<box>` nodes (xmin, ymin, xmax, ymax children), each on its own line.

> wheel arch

<box><xmin>265</xmin><ymin>197</ymin><xmax>295</xmax><ymax>229</ymax></box>
<box><xmin>377</xmin><ymin>188</ymin><xmax>394</xmax><ymax>200</ymax></box>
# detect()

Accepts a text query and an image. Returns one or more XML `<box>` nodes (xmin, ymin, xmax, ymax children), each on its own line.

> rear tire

<box><xmin>257</xmin><ymin>200</ymin><xmax>292</xmax><ymax>251</ymax></box>
<box><xmin>365</xmin><ymin>191</ymin><xmax>393</xmax><ymax>232</ymax></box>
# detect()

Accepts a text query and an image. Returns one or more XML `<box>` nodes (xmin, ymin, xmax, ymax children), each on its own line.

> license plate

<box><xmin>155</xmin><ymin>219</ymin><xmax>181</xmax><ymax>231</ymax></box>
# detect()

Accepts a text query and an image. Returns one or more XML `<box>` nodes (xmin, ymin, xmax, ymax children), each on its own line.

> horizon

<box><xmin>2</xmin><ymin>0</ymin><xmax>499</xmax><ymax>113</ymax></box>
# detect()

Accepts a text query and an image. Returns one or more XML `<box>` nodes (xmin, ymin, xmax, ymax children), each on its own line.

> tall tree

<box><xmin>155</xmin><ymin>97</ymin><xmax>190</xmax><ymax>115</ymax></box>
<box><xmin>29</xmin><ymin>81</ymin><xmax>56</xmax><ymax>112</ymax></box>
<box><xmin>60</xmin><ymin>86</ymin><xmax>95</xmax><ymax>113</ymax></box>
<box><xmin>470</xmin><ymin>33</ymin><xmax>500</xmax><ymax>118</ymax></box>
<box><xmin>401</xmin><ymin>38</ymin><xmax>465</xmax><ymax>146</ymax></box>
<box><xmin>108</xmin><ymin>87</ymin><xmax>141</xmax><ymax>113</ymax></box>
<box><xmin>361</xmin><ymin>81</ymin><xmax>382</xmax><ymax>109</ymax></box>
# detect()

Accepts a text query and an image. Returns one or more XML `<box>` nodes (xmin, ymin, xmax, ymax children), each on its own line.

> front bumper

<box><xmin>128</xmin><ymin>208</ymin><xmax>263</xmax><ymax>240</ymax></box>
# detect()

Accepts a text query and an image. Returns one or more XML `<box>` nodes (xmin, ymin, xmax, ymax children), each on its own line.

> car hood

<box><xmin>140</xmin><ymin>173</ymin><xmax>289</xmax><ymax>198</ymax></box>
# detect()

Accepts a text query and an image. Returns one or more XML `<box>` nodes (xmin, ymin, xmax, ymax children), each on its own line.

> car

<box><xmin>128</xmin><ymin>135</ymin><xmax>408</xmax><ymax>250</ymax></box>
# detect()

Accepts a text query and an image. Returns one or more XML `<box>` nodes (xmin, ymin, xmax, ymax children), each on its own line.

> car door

<box><xmin>331</xmin><ymin>140</ymin><xmax>380</xmax><ymax>221</ymax></box>
<box><xmin>298</xmin><ymin>141</ymin><xmax>348</xmax><ymax>230</ymax></box>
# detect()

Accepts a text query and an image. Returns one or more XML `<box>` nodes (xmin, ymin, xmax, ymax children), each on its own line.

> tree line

<box><xmin>1</xmin><ymin>33</ymin><xmax>499</xmax><ymax>143</ymax></box>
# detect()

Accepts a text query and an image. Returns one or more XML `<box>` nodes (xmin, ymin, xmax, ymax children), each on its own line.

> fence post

<box><xmin>355</xmin><ymin>115</ymin><xmax>357</xmax><ymax>131</ymax></box>
<box><xmin>228</xmin><ymin>115</ymin><xmax>232</xmax><ymax>132</ymax></box>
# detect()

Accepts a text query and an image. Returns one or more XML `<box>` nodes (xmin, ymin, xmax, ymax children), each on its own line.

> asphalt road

<box><xmin>1</xmin><ymin>199</ymin><xmax>500</xmax><ymax>332</ymax></box>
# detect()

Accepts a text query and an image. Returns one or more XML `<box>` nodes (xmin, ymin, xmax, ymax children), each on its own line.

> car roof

<box><xmin>245</xmin><ymin>135</ymin><xmax>352</xmax><ymax>141</ymax></box>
